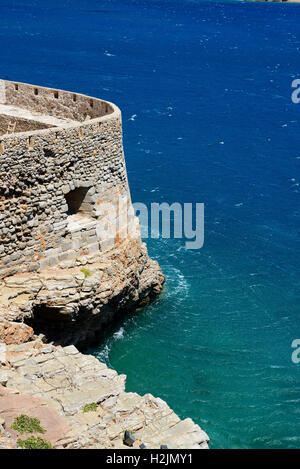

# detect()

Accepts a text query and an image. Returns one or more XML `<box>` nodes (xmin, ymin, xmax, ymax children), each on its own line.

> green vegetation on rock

<box><xmin>17</xmin><ymin>436</ymin><xmax>53</xmax><ymax>449</ymax></box>
<box><xmin>80</xmin><ymin>267</ymin><xmax>92</xmax><ymax>279</ymax></box>
<box><xmin>11</xmin><ymin>414</ymin><xmax>46</xmax><ymax>434</ymax></box>
<box><xmin>82</xmin><ymin>402</ymin><xmax>98</xmax><ymax>413</ymax></box>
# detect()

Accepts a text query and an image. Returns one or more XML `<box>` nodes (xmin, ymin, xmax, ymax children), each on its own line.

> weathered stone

<box><xmin>0</xmin><ymin>321</ymin><xmax>34</xmax><ymax>345</ymax></box>
<box><xmin>123</xmin><ymin>430</ymin><xmax>135</xmax><ymax>447</ymax></box>
<box><xmin>0</xmin><ymin>370</ymin><xmax>8</xmax><ymax>386</ymax></box>
<box><xmin>0</xmin><ymin>81</ymin><xmax>208</xmax><ymax>450</ymax></box>
<box><xmin>0</xmin><ymin>340</ymin><xmax>210</xmax><ymax>449</ymax></box>
<box><xmin>0</xmin><ymin>393</ymin><xmax>74</xmax><ymax>447</ymax></box>
<box><xmin>0</xmin><ymin>79</ymin><xmax>164</xmax><ymax>349</ymax></box>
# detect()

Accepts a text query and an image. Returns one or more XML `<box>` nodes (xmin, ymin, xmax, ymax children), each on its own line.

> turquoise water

<box><xmin>1</xmin><ymin>0</ymin><xmax>300</xmax><ymax>449</ymax></box>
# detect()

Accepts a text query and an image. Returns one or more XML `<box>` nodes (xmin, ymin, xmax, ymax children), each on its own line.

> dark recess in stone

<box><xmin>65</xmin><ymin>187</ymin><xmax>90</xmax><ymax>215</ymax></box>
<box><xmin>43</xmin><ymin>148</ymin><xmax>56</xmax><ymax>158</ymax></box>
<box><xmin>123</xmin><ymin>430</ymin><xmax>135</xmax><ymax>447</ymax></box>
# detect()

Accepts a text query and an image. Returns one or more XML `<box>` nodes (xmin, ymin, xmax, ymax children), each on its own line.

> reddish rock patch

<box><xmin>0</xmin><ymin>321</ymin><xmax>34</xmax><ymax>345</ymax></box>
<box><xmin>0</xmin><ymin>394</ymin><xmax>74</xmax><ymax>447</ymax></box>
<box><xmin>0</xmin><ymin>384</ymin><xmax>16</xmax><ymax>396</ymax></box>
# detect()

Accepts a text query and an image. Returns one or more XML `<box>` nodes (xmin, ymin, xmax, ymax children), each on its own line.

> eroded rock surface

<box><xmin>0</xmin><ymin>238</ymin><xmax>165</xmax><ymax>349</ymax></box>
<box><xmin>0</xmin><ymin>340</ymin><xmax>209</xmax><ymax>449</ymax></box>
<box><xmin>0</xmin><ymin>80</ymin><xmax>209</xmax><ymax>450</ymax></box>
<box><xmin>0</xmin><ymin>321</ymin><xmax>34</xmax><ymax>345</ymax></box>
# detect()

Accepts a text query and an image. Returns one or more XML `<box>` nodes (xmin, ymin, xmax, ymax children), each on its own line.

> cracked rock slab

<box><xmin>0</xmin><ymin>340</ymin><xmax>209</xmax><ymax>449</ymax></box>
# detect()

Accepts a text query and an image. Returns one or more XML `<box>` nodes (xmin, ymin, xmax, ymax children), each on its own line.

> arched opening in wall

<box><xmin>65</xmin><ymin>187</ymin><xmax>91</xmax><ymax>215</ymax></box>
<box><xmin>64</xmin><ymin>186</ymin><xmax>95</xmax><ymax>230</ymax></box>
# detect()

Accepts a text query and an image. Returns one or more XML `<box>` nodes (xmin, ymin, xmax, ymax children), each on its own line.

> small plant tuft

<box><xmin>11</xmin><ymin>414</ymin><xmax>46</xmax><ymax>434</ymax></box>
<box><xmin>80</xmin><ymin>267</ymin><xmax>92</xmax><ymax>279</ymax></box>
<box><xmin>17</xmin><ymin>436</ymin><xmax>53</xmax><ymax>449</ymax></box>
<box><xmin>82</xmin><ymin>402</ymin><xmax>98</xmax><ymax>413</ymax></box>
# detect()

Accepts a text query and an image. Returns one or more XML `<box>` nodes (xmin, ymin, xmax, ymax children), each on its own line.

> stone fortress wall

<box><xmin>0</xmin><ymin>79</ymin><xmax>138</xmax><ymax>280</ymax></box>
<box><xmin>0</xmin><ymin>80</ymin><xmax>164</xmax><ymax>347</ymax></box>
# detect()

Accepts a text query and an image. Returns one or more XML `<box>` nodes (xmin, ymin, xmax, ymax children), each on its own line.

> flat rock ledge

<box><xmin>0</xmin><ymin>339</ymin><xmax>209</xmax><ymax>450</ymax></box>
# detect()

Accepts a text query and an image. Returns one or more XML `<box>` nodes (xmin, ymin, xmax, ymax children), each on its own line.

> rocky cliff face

<box><xmin>0</xmin><ymin>237</ymin><xmax>164</xmax><ymax>349</ymax></box>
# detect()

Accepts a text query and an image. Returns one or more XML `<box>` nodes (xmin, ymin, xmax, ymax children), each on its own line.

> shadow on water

<box><xmin>84</xmin><ymin>294</ymin><xmax>164</xmax><ymax>358</ymax></box>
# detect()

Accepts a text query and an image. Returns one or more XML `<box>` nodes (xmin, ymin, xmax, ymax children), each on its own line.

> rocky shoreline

<box><xmin>0</xmin><ymin>338</ymin><xmax>209</xmax><ymax>449</ymax></box>
<box><xmin>0</xmin><ymin>239</ymin><xmax>208</xmax><ymax>450</ymax></box>
<box><xmin>0</xmin><ymin>81</ymin><xmax>209</xmax><ymax>450</ymax></box>
<box><xmin>0</xmin><ymin>238</ymin><xmax>165</xmax><ymax>350</ymax></box>
<box><xmin>0</xmin><ymin>241</ymin><xmax>210</xmax><ymax>450</ymax></box>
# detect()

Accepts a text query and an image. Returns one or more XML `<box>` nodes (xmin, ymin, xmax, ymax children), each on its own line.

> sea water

<box><xmin>1</xmin><ymin>0</ymin><xmax>300</xmax><ymax>448</ymax></box>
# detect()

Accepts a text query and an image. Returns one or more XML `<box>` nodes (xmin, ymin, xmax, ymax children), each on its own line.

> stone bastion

<box><xmin>0</xmin><ymin>79</ymin><xmax>165</xmax><ymax>348</ymax></box>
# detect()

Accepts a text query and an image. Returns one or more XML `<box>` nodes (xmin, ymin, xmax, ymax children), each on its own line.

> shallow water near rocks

<box><xmin>1</xmin><ymin>0</ymin><xmax>300</xmax><ymax>449</ymax></box>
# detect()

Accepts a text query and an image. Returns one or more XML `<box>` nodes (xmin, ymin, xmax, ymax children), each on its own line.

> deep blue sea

<box><xmin>1</xmin><ymin>0</ymin><xmax>300</xmax><ymax>449</ymax></box>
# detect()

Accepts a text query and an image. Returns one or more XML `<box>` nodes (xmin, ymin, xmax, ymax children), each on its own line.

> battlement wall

<box><xmin>0</xmin><ymin>80</ymin><xmax>114</xmax><ymax>121</ymax></box>
<box><xmin>0</xmin><ymin>80</ymin><xmax>138</xmax><ymax>280</ymax></box>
